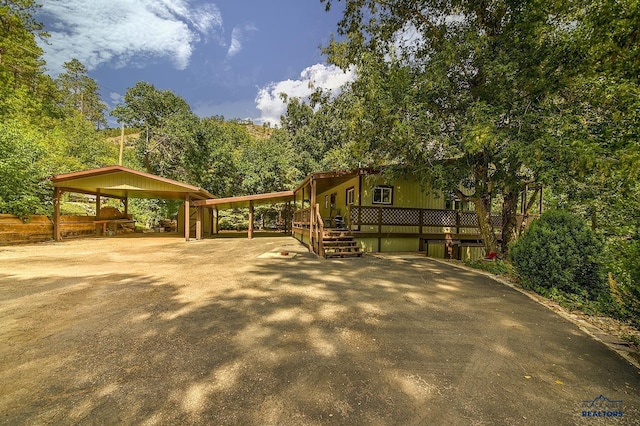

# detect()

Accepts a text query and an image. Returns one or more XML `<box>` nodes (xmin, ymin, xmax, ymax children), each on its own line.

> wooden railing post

<box><xmin>316</xmin><ymin>203</ymin><xmax>324</xmax><ymax>257</ymax></box>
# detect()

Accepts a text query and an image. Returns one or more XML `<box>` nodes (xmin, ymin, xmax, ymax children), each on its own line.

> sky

<box><xmin>36</xmin><ymin>0</ymin><xmax>354</xmax><ymax>127</ymax></box>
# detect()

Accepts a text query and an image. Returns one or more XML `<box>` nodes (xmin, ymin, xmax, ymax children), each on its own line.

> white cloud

<box><xmin>38</xmin><ymin>0</ymin><xmax>224</xmax><ymax>75</ymax></box>
<box><xmin>255</xmin><ymin>64</ymin><xmax>355</xmax><ymax>126</ymax></box>
<box><xmin>226</xmin><ymin>23</ymin><xmax>258</xmax><ymax>58</ymax></box>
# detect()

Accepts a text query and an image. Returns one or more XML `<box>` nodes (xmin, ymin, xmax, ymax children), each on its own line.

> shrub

<box><xmin>510</xmin><ymin>210</ymin><xmax>606</xmax><ymax>300</ymax></box>
<box><xmin>606</xmin><ymin>235</ymin><xmax>640</xmax><ymax>328</ymax></box>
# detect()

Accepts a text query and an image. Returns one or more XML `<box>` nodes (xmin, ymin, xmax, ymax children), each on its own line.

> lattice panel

<box><xmin>422</xmin><ymin>210</ymin><xmax>457</xmax><ymax>227</ymax></box>
<box><xmin>490</xmin><ymin>214</ymin><xmax>502</xmax><ymax>228</ymax></box>
<box><xmin>349</xmin><ymin>207</ymin><xmax>358</xmax><ymax>224</ymax></box>
<box><xmin>459</xmin><ymin>212</ymin><xmax>479</xmax><ymax>227</ymax></box>
<box><xmin>359</xmin><ymin>208</ymin><xmax>379</xmax><ymax>224</ymax></box>
<box><xmin>381</xmin><ymin>208</ymin><xmax>420</xmax><ymax>225</ymax></box>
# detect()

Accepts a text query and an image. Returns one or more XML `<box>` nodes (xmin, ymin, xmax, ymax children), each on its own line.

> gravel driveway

<box><xmin>1</xmin><ymin>234</ymin><xmax>639</xmax><ymax>425</ymax></box>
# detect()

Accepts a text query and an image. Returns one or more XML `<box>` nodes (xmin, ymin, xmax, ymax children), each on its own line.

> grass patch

<box><xmin>464</xmin><ymin>259</ymin><xmax>513</xmax><ymax>277</ymax></box>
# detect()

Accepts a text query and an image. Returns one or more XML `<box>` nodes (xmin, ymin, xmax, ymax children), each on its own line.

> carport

<box><xmin>192</xmin><ymin>191</ymin><xmax>294</xmax><ymax>240</ymax></box>
<box><xmin>51</xmin><ymin>166</ymin><xmax>215</xmax><ymax>241</ymax></box>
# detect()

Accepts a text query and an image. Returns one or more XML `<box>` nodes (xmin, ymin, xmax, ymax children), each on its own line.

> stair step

<box><xmin>323</xmin><ymin>231</ymin><xmax>352</xmax><ymax>238</ymax></box>
<box><xmin>325</xmin><ymin>251</ymin><xmax>363</xmax><ymax>259</ymax></box>
<box><xmin>323</xmin><ymin>235</ymin><xmax>355</xmax><ymax>240</ymax></box>
<box><xmin>323</xmin><ymin>240</ymin><xmax>358</xmax><ymax>246</ymax></box>
<box><xmin>325</xmin><ymin>247</ymin><xmax>360</xmax><ymax>253</ymax></box>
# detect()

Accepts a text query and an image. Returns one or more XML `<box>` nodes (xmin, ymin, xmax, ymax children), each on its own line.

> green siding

<box><xmin>317</xmin><ymin>176</ymin><xmax>359</xmax><ymax>221</ymax></box>
<box><xmin>380</xmin><ymin>238</ymin><xmax>420</xmax><ymax>252</ymax></box>
<box><xmin>67</xmin><ymin>171</ymin><xmax>191</xmax><ymax>193</ymax></box>
<box><xmin>360</xmin><ymin>175</ymin><xmax>444</xmax><ymax>209</ymax></box>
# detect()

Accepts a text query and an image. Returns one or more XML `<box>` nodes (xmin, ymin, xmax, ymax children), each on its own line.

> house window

<box><xmin>346</xmin><ymin>187</ymin><xmax>355</xmax><ymax>205</ymax></box>
<box><xmin>372</xmin><ymin>186</ymin><xmax>393</xmax><ymax>205</ymax></box>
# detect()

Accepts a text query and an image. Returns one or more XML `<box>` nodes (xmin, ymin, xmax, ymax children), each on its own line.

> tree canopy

<box><xmin>316</xmin><ymin>0</ymin><xmax>639</xmax><ymax>255</ymax></box>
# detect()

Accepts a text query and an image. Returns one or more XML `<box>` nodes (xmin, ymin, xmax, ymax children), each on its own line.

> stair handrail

<box><xmin>315</xmin><ymin>203</ymin><xmax>324</xmax><ymax>257</ymax></box>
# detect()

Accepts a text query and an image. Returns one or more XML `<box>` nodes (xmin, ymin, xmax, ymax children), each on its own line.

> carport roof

<box><xmin>192</xmin><ymin>191</ymin><xmax>294</xmax><ymax>210</ymax></box>
<box><xmin>51</xmin><ymin>166</ymin><xmax>215</xmax><ymax>200</ymax></box>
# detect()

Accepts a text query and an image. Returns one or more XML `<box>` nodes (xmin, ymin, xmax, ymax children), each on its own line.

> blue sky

<box><xmin>36</xmin><ymin>0</ymin><xmax>353</xmax><ymax>127</ymax></box>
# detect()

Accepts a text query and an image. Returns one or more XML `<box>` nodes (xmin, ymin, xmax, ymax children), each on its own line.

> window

<box><xmin>372</xmin><ymin>186</ymin><xmax>393</xmax><ymax>205</ymax></box>
<box><xmin>346</xmin><ymin>187</ymin><xmax>355</xmax><ymax>205</ymax></box>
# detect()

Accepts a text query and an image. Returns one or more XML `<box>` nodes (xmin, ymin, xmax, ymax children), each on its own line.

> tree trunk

<box><xmin>501</xmin><ymin>189</ymin><xmax>519</xmax><ymax>256</ymax></box>
<box><xmin>471</xmin><ymin>195</ymin><xmax>498</xmax><ymax>256</ymax></box>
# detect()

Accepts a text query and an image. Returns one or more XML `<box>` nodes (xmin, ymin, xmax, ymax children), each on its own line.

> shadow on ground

<box><xmin>0</xmin><ymin>237</ymin><xmax>638</xmax><ymax>425</ymax></box>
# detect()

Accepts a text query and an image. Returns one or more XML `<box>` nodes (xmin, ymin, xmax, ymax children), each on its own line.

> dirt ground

<box><xmin>1</xmin><ymin>234</ymin><xmax>639</xmax><ymax>425</ymax></box>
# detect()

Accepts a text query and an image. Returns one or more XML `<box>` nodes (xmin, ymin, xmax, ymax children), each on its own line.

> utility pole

<box><xmin>119</xmin><ymin>122</ymin><xmax>125</xmax><ymax>166</ymax></box>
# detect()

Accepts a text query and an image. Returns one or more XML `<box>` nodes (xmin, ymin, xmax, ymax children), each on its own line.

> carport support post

<box><xmin>215</xmin><ymin>208</ymin><xmax>219</xmax><ymax>234</ymax></box>
<box><xmin>53</xmin><ymin>188</ymin><xmax>61</xmax><ymax>241</ymax></box>
<box><xmin>195</xmin><ymin>206</ymin><xmax>202</xmax><ymax>240</ymax></box>
<box><xmin>184</xmin><ymin>196</ymin><xmax>190</xmax><ymax>241</ymax></box>
<box><xmin>248</xmin><ymin>200</ymin><xmax>254</xmax><ymax>239</ymax></box>
<box><xmin>95</xmin><ymin>189</ymin><xmax>101</xmax><ymax>220</ymax></box>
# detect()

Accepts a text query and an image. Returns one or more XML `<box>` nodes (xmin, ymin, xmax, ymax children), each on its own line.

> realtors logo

<box><xmin>581</xmin><ymin>394</ymin><xmax>624</xmax><ymax>417</ymax></box>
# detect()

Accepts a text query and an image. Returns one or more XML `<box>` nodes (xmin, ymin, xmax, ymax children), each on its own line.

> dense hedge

<box><xmin>607</xmin><ymin>236</ymin><xmax>640</xmax><ymax>328</ymax></box>
<box><xmin>510</xmin><ymin>210</ymin><xmax>606</xmax><ymax>300</ymax></box>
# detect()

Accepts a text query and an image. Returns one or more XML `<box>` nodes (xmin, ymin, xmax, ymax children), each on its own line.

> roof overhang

<box><xmin>51</xmin><ymin>166</ymin><xmax>215</xmax><ymax>200</ymax></box>
<box><xmin>192</xmin><ymin>191</ymin><xmax>294</xmax><ymax>210</ymax></box>
<box><xmin>294</xmin><ymin>168</ymin><xmax>379</xmax><ymax>195</ymax></box>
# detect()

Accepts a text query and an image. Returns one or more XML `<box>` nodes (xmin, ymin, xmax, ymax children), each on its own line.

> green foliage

<box><xmin>464</xmin><ymin>260</ymin><xmax>513</xmax><ymax>277</ymax></box>
<box><xmin>55</xmin><ymin>59</ymin><xmax>107</xmax><ymax>128</ymax></box>
<box><xmin>236</xmin><ymin>129</ymin><xmax>300</xmax><ymax>195</ymax></box>
<box><xmin>605</xmin><ymin>235</ymin><xmax>640</xmax><ymax>328</ymax></box>
<box><xmin>111</xmin><ymin>81</ymin><xmax>198</xmax><ymax>180</ymax></box>
<box><xmin>186</xmin><ymin>117</ymin><xmax>246</xmax><ymax>197</ymax></box>
<box><xmin>128</xmin><ymin>199</ymin><xmax>181</xmax><ymax>229</ymax></box>
<box><xmin>510</xmin><ymin>210</ymin><xmax>606</xmax><ymax>301</ymax></box>
<box><xmin>0</xmin><ymin>121</ymin><xmax>49</xmax><ymax>217</ymax></box>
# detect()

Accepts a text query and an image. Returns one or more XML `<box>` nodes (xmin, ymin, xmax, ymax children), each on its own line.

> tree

<box><xmin>185</xmin><ymin>117</ymin><xmax>246</xmax><ymax>197</ymax></box>
<box><xmin>0</xmin><ymin>0</ymin><xmax>59</xmax><ymax>124</ymax></box>
<box><xmin>0</xmin><ymin>120</ymin><xmax>48</xmax><ymax>216</ymax></box>
<box><xmin>111</xmin><ymin>81</ymin><xmax>197</xmax><ymax>180</ymax></box>
<box><xmin>56</xmin><ymin>59</ymin><xmax>107</xmax><ymax>128</ymax></box>
<box><xmin>236</xmin><ymin>129</ymin><xmax>299</xmax><ymax>195</ymax></box>
<box><xmin>320</xmin><ymin>0</ymin><xmax>587</xmax><ymax>256</ymax></box>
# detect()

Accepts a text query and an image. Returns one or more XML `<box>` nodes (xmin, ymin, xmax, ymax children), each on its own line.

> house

<box><xmin>188</xmin><ymin>168</ymin><xmax>540</xmax><ymax>260</ymax></box>
<box><xmin>63</xmin><ymin>166</ymin><xmax>536</xmax><ymax>260</ymax></box>
<box><xmin>289</xmin><ymin>168</ymin><xmax>493</xmax><ymax>260</ymax></box>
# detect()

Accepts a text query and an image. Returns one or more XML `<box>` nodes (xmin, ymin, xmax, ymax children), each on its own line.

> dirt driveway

<box><xmin>1</xmin><ymin>235</ymin><xmax>639</xmax><ymax>425</ymax></box>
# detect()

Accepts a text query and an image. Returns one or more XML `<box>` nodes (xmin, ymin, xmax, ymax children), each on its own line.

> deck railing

<box><xmin>293</xmin><ymin>205</ymin><xmax>539</xmax><ymax>246</ymax></box>
<box><xmin>292</xmin><ymin>205</ymin><xmax>324</xmax><ymax>256</ymax></box>
<box><xmin>347</xmin><ymin>206</ymin><xmax>499</xmax><ymax>230</ymax></box>
<box><xmin>293</xmin><ymin>207</ymin><xmax>311</xmax><ymax>229</ymax></box>
<box><xmin>346</xmin><ymin>206</ymin><xmax>538</xmax><ymax>234</ymax></box>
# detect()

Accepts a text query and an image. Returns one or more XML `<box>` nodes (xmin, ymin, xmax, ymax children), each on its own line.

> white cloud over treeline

<box><xmin>255</xmin><ymin>63</ymin><xmax>355</xmax><ymax>126</ymax></box>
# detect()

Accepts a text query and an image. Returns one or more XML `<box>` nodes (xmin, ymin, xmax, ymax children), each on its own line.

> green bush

<box><xmin>606</xmin><ymin>235</ymin><xmax>640</xmax><ymax>328</ymax></box>
<box><xmin>510</xmin><ymin>210</ymin><xmax>606</xmax><ymax>300</ymax></box>
<box><xmin>0</xmin><ymin>122</ymin><xmax>49</xmax><ymax>217</ymax></box>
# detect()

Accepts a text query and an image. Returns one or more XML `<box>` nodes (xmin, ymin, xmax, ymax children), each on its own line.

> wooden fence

<box><xmin>0</xmin><ymin>214</ymin><xmax>96</xmax><ymax>245</ymax></box>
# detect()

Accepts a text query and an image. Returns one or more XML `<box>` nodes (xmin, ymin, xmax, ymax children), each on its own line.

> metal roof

<box><xmin>51</xmin><ymin>166</ymin><xmax>215</xmax><ymax>200</ymax></box>
<box><xmin>192</xmin><ymin>191</ymin><xmax>294</xmax><ymax>210</ymax></box>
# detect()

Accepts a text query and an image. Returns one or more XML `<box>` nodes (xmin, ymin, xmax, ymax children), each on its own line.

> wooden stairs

<box><xmin>322</xmin><ymin>230</ymin><xmax>363</xmax><ymax>259</ymax></box>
